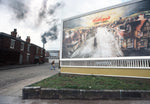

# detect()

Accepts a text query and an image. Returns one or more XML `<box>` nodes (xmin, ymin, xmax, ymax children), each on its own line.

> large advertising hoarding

<box><xmin>62</xmin><ymin>0</ymin><xmax>150</xmax><ymax>59</ymax></box>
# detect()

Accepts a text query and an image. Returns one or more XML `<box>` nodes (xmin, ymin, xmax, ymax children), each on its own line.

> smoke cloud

<box><xmin>0</xmin><ymin>0</ymin><xmax>29</xmax><ymax>20</ymax></box>
<box><xmin>0</xmin><ymin>0</ymin><xmax>131</xmax><ymax>50</ymax></box>
<box><xmin>41</xmin><ymin>24</ymin><xmax>57</xmax><ymax>42</ymax></box>
<box><xmin>38</xmin><ymin>0</ymin><xmax>48</xmax><ymax>25</ymax></box>
<box><xmin>48</xmin><ymin>2</ymin><xmax>62</xmax><ymax>15</ymax></box>
<box><xmin>41</xmin><ymin>35</ymin><xmax>47</xmax><ymax>44</ymax></box>
<box><xmin>0</xmin><ymin>0</ymin><xmax>63</xmax><ymax>47</ymax></box>
<box><xmin>41</xmin><ymin>1</ymin><xmax>63</xmax><ymax>44</ymax></box>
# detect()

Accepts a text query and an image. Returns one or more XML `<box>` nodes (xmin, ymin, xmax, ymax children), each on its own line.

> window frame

<box><xmin>10</xmin><ymin>39</ymin><xmax>16</xmax><ymax>49</ymax></box>
<box><xmin>21</xmin><ymin>42</ymin><xmax>24</xmax><ymax>51</ymax></box>
<box><xmin>27</xmin><ymin>44</ymin><xmax>30</xmax><ymax>52</ymax></box>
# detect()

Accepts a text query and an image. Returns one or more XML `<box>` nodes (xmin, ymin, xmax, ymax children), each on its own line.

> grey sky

<box><xmin>0</xmin><ymin>0</ymin><xmax>130</xmax><ymax>50</ymax></box>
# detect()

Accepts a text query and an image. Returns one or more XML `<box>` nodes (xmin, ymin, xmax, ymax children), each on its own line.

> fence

<box><xmin>61</xmin><ymin>58</ymin><xmax>150</xmax><ymax>69</ymax></box>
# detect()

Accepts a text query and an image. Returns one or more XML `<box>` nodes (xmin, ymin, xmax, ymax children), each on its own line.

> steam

<box><xmin>0</xmin><ymin>0</ymin><xmax>29</xmax><ymax>20</ymax></box>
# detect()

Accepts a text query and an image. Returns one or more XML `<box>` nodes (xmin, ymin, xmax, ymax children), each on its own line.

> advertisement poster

<box><xmin>62</xmin><ymin>0</ymin><xmax>150</xmax><ymax>59</ymax></box>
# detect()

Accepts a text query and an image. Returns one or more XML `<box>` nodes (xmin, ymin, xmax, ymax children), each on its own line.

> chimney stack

<box><xmin>43</xmin><ymin>43</ymin><xmax>45</xmax><ymax>49</ymax></box>
<box><xmin>11</xmin><ymin>29</ymin><xmax>17</xmax><ymax>37</ymax></box>
<box><xmin>18</xmin><ymin>36</ymin><xmax>21</xmax><ymax>39</ymax></box>
<box><xmin>26</xmin><ymin>36</ymin><xmax>30</xmax><ymax>43</ymax></box>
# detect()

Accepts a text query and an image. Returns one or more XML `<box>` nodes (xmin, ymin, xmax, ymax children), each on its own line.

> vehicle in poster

<box><xmin>62</xmin><ymin>0</ymin><xmax>150</xmax><ymax>59</ymax></box>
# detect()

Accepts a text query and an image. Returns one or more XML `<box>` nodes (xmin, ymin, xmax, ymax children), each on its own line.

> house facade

<box><xmin>0</xmin><ymin>29</ymin><xmax>45</xmax><ymax>66</ymax></box>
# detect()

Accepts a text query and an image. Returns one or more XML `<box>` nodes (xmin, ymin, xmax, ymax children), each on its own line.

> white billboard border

<box><xmin>60</xmin><ymin>0</ymin><xmax>150</xmax><ymax>68</ymax></box>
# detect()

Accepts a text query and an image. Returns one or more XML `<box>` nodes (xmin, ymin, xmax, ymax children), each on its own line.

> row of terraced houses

<box><xmin>0</xmin><ymin>29</ymin><xmax>45</xmax><ymax>66</ymax></box>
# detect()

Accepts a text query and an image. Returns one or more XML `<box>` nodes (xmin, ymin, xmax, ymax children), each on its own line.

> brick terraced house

<box><xmin>0</xmin><ymin>29</ymin><xmax>45</xmax><ymax>66</ymax></box>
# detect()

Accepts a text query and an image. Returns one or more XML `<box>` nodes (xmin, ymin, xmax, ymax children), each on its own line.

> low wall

<box><xmin>61</xmin><ymin>67</ymin><xmax>150</xmax><ymax>78</ymax></box>
<box><xmin>22</xmin><ymin>87</ymin><xmax>150</xmax><ymax>100</ymax></box>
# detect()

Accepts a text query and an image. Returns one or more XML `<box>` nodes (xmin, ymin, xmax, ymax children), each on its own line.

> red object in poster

<box><xmin>93</xmin><ymin>16</ymin><xmax>110</xmax><ymax>23</ymax></box>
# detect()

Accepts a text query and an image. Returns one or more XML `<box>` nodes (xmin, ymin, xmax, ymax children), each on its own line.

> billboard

<box><xmin>62</xmin><ymin>0</ymin><xmax>150</xmax><ymax>59</ymax></box>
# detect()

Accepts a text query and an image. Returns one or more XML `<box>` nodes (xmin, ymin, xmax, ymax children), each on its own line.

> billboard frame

<box><xmin>60</xmin><ymin>0</ymin><xmax>150</xmax><ymax>64</ymax></box>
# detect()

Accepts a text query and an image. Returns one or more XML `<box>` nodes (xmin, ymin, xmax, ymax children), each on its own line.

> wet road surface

<box><xmin>0</xmin><ymin>63</ymin><xmax>59</xmax><ymax>96</ymax></box>
<box><xmin>0</xmin><ymin>64</ymin><xmax>150</xmax><ymax>104</ymax></box>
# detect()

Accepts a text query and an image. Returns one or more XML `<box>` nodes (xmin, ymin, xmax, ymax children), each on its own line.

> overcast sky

<box><xmin>0</xmin><ymin>0</ymin><xmax>130</xmax><ymax>50</ymax></box>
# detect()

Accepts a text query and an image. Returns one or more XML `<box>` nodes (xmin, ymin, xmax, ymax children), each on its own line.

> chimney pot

<box><xmin>11</xmin><ymin>28</ymin><xmax>17</xmax><ymax>37</ymax></box>
<box><xmin>14</xmin><ymin>29</ymin><xmax>17</xmax><ymax>32</ymax></box>
<box><xmin>26</xmin><ymin>36</ymin><xmax>30</xmax><ymax>43</ymax></box>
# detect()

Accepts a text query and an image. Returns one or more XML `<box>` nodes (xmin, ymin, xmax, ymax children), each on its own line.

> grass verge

<box><xmin>31</xmin><ymin>74</ymin><xmax>150</xmax><ymax>90</ymax></box>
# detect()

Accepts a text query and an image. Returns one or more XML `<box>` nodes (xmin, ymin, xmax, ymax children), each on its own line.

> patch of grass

<box><xmin>31</xmin><ymin>74</ymin><xmax>150</xmax><ymax>90</ymax></box>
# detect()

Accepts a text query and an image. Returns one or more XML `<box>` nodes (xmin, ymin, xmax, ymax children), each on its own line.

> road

<box><xmin>0</xmin><ymin>63</ymin><xmax>150</xmax><ymax>104</ymax></box>
<box><xmin>0</xmin><ymin>63</ymin><xmax>59</xmax><ymax>96</ymax></box>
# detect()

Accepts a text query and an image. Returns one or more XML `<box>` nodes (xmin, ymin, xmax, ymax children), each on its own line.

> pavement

<box><xmin>0</xmin><ymin>95</ymin><xmax>150</xmax><ymax>104</ymax></box>
<box><xmin>0</xmin><ymin>63</ymin><xmax>150</xmax><ymax>104</ymax></box>
<box><xmin>0</xmin><ymin>64</ymin><xmax>41</xmax><ymax>70</ymax></box>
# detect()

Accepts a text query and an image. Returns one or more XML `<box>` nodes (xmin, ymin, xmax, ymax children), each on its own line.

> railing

<box><xmin>61</xmin><ymin>58</ymin><xmax>150</xmax><ymax>69</ymax></box>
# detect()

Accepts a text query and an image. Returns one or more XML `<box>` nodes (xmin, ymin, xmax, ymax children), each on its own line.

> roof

<box><xmin>0</xmin><ymin>32</ymin><xmax>24</xmax><ymax>42</ymax></box>
<box><xmin>0</xmin><ymin>32</ymin><xmax>44</xmax><ymax>49</ymax></box>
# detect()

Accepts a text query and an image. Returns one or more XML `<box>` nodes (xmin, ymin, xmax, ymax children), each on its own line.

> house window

<box><xmin>21</xmin><ymin>42</ymin><xmax>24</xmax><ymax>51</ymax></box>
<box><xmin>27</xmin><ymin>55</ymin><xmax>30</xmax><ymax>63</ymax></box>
<box><xmin>36</xmin><ymin>47</ymin><xmax>39</xmax><ymax>54</ymax></box>
<box><xmin>41</xmin><ymin>49</ymin><xmax>43</xmax><ymax>55</ymax></box>
<box><xmin>27</xmin><ymin>44</ymin><xmax>30</xmax><ymax>52</ymax></box>
<box><xmin>10</xmin><ymin>39</ymin><xmax>15</xmax><ymax>49</ymax></box>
